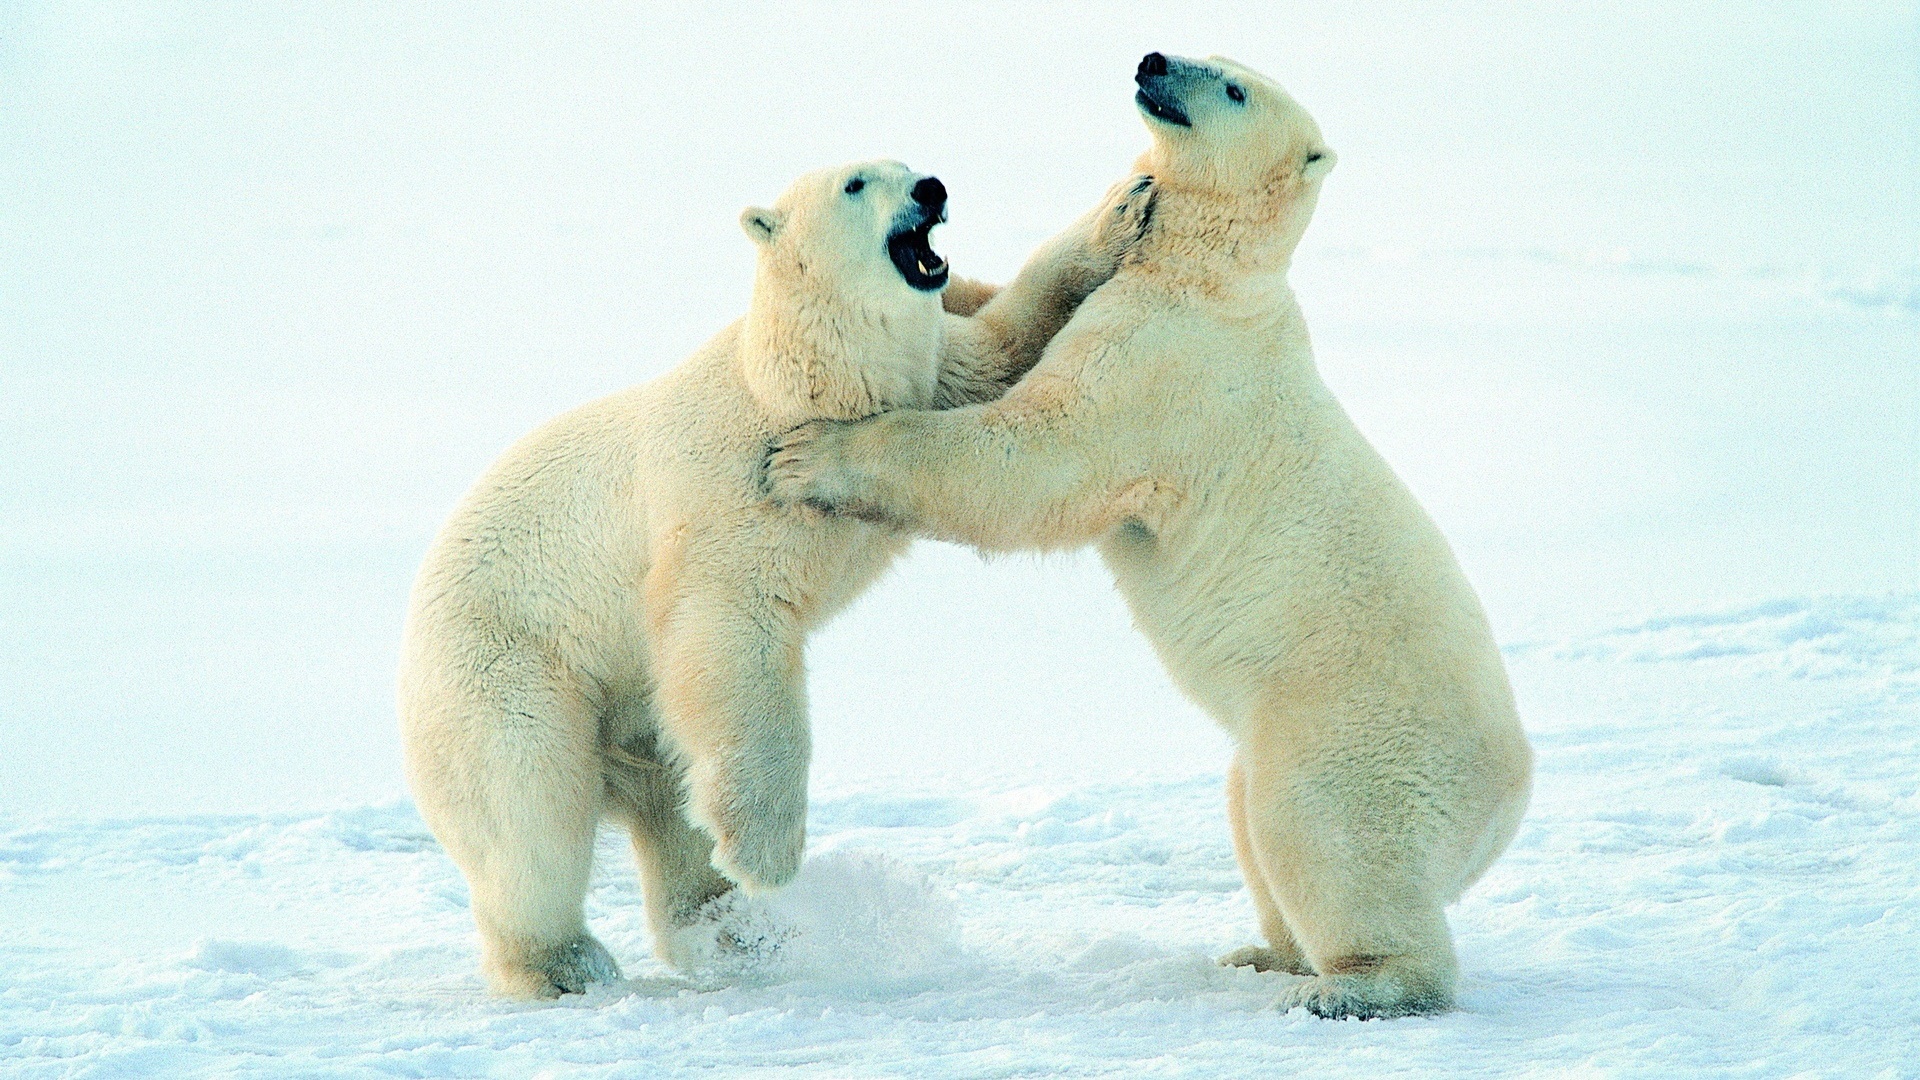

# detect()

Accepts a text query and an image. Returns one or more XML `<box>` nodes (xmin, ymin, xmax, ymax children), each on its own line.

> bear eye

<box><xmin>844</xmin><ymin>178</ymin><xmax>865</xmax><ymax>195</ymax></box>
<box><xmin>1225</xmin><ymin>84</ymin><xmax>1246</xmax><ymax>104</ymax></box>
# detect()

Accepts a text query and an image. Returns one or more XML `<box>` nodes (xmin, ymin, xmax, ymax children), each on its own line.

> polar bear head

<box><xmin>737</xmin><ymin>161</ymin><xmax>953</xmax><ymax>420</ymax></box>
<box><xmin>741</xmin><ymin>160</ymin><xmax>951</xmax><ymax>298</ymax></box>
<box><xmin>1131</xmin><ymin>53</ymin><xmax>1334</xmax><ymax>263</ymax></box>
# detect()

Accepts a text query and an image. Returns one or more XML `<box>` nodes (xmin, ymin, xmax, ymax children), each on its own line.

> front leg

<box><xmin>767</xmin><ymin>398</ymin><xmax>1168</xmax><ymax>554</ymax></box>
<box><xmin>648</xmin><ymin>588</ymin><xmax>809</xmax><ymax>894</ymax></box>
<box><xmin>940</xmin><ymin>275</ymin><xmax>1000</xmax><ymax>317</ymax></box>
<box><xmin>934</xmin><ymin>174</ymin><xmax>1155</xmax><ymax>406</ymax></box>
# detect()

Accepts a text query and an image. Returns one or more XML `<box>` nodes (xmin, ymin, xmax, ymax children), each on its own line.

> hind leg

<box><xmin>1237</xmin><ymin>741</ymin><xmax>1459</xmax><ymax>1019</ymax></box>
<box><xmin>402</xmin><ymin>650</ymin><xmax>620</xmax><ymax>998</ymax></box>
<box><xmin>1218</xmin><ymin>754</ymin><xmax>1313</xmax><ymax>975</ymax></box>
<box><xmin>604</xmin><ymin>742</ymin><xmax>734</xmax><ymax>970</ymax></box>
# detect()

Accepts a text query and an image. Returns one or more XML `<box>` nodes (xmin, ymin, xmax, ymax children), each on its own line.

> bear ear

<box><xmin>740</xmin><ymin>207</ymin><xmax>785</xmax><ymax>246</ymax></box>
<box><xmin>1303</xmin><ymin>147</ymin><xmax>1336</xmax><ymax>182</ymax></box>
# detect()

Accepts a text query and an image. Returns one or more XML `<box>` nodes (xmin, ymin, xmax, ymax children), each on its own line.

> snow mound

<box><xmin>667</xmin><ymin>850</ymin><xmax>962</xmax><ymax>985</ymax></box>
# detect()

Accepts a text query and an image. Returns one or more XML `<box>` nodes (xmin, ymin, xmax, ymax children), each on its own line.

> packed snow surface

<box><xmin>2</xmin><ymin>1</ymin><xmax>1916</xmax><ymax>1076</ymax></box>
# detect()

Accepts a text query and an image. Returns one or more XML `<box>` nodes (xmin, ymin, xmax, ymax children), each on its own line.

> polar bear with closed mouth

<box><xmin>400</xmin><ymin>160</ymin><xmax>1155</xmax><ymax>998</ymax></box>
<box><xmin>768</xmin><ymin>54</ymin><xmax>1534</xmax><ymax>1019</ymax></box>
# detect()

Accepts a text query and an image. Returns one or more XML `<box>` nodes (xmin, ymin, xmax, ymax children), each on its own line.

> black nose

<box><xmin>911</xmin><ymin>176</ymin><xmax>946</xmax><ymax>207</ymax></box>
<box><xmin>1138</xmin><ymin>52</ymin><xmax>1168</xmax><ymax>78</ymax></box>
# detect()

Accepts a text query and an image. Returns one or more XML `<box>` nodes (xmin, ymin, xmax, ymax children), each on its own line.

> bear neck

<box><xmin>740</xmin><ymin>262</ymin><xmax>940</xmax><ymax>425</ymax></box>
<box><xmin>1134</xmin><ymin>176</ymin><xmax>1316</xmax><ymax>286</ymax></box>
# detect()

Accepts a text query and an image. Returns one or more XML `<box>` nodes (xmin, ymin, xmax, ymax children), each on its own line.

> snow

<box><xmin>2</xmin><ymin>1</ymin><xmax>1917</xmax><ymax>1076</ymax></box>
<box><xmin>6</xmin><ymin>602</ymin><xmax>1919</xmax><ymax>1074</ymax></box>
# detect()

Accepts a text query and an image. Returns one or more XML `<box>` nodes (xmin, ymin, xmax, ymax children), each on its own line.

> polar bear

<box><xmin>400</xmin><ymin>160</ymin><xmax>1154</xmax><ymax>998</ymax></box>
<box><xmin>766</xmin><ymin>55</ymin><xmax>1533</xmax><ymax>1019</ymax></box>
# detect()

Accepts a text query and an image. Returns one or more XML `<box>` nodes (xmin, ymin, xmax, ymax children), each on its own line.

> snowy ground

<box><xmin>5</xmin><ymin>596</ymin><xmax>1917</xmax><ymax>1076</ymax></box>
<box><xmin>3</xmin><ymin>2</ymin><xmax>1918</xmax><ymax>1076</ymax></box>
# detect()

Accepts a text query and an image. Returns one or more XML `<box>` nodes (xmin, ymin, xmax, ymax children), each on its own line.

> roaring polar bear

<box><xmin>767</xmin><ymin>55</ymin><xmax>1533</xmax><ymax>1019</ymax></box>
<box><xmin>401</xmin><ymin>160</ymin><xmax>1155</xmax><ymax>998</ymax></box>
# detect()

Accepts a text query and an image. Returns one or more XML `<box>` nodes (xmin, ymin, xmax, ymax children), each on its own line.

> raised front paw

<box><xmin>688</xmin><ymin>763</ymin><xmax>808</xmax><ymax>895</ymax></box>
<box><xmin>763</xmin><ymin>419</ymin><xmax>883</xmax><ymax>520</ymax></box>
<box><xmin>708</xmin><ymin>806</ymin><xmax>805</xmax><ymax>896</ymax></box>
<box><xmin>1089</xmin><ymin>173</ymin><xmax>1156</xmax><ymax>264</ymax></box>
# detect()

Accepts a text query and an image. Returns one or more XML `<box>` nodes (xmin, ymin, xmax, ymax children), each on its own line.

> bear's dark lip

<box><xmin>887</xmin><ymin>210</ymin><xmax>949</xmax><ymax>292</ymax></box>
<box><xmin>1134</xmin><ymin>86</ymin><xmax>1190</xmax><ymax>127</ymax></box>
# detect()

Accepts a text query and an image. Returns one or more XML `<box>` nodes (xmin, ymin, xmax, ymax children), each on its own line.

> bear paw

<box><xmin>688</xmin><ymin>761</ymin><xmax>809</xmax><ymax>895</ymax></box>
<box><xmin>763</xmin><ymin>419</ymin><xmax>888</xmax><ymax>521</ymax></box>
<box><xmin>1274</xmin><ymin>965</ymin><xmax>1454</xmax><ymax>1020</ymax></box>
<box><xmin>1090</xmin><ymin>173</ymin><xmax>1158</xmax><ymax>264</ymax></box>
<box><xmin>708</xmin><ymin>811</ymin><xmax>806</xmax><ymax>895</ymax></box>
<box><xmin>491</xmin><ymin>932</ymin><xmax>621</xmax><ymax>999</ymax></box>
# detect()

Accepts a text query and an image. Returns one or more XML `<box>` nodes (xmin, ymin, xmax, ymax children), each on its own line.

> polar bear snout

<box><xmin>1134</xmin><ymin>52</ymin><xmax>1194</xmax><ymax>128</ymax></box>
<box><xmin>910</xmin><ymin>176</ymin><xmax>946</xmax><ymax>209</ymax></box>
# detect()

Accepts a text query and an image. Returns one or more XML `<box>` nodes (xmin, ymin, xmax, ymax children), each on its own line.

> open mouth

<box><xmin>887</xmin><ymin>213</ymin><xmax>949</xmax><ymax>291</ymax></box>
<box><xmin>1134</xmin><ymin>86</ymin><xmax>1190</xmax><ymax>127</ymax></box>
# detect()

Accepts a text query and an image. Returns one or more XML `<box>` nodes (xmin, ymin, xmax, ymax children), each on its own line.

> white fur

<box><xmin>768</xmin><ymin>57</ymin><xmax>1534</xmax><ymax>1019</ymax></box>
<box><xmin>399</xmin><ymin>159</ymin><xmax>1154</xmax><ymax>998</ymax></box>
